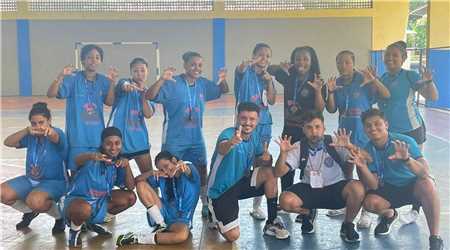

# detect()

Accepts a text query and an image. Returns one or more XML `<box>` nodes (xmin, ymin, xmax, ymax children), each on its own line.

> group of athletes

<box><xmin>0</xmin><ymin>40</ymin><xmax>444</xmax><ymax>250</ymax></box>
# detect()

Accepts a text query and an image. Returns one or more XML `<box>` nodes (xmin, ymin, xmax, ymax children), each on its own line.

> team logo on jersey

<box><xmin>82</xmin><ymin>102</ymin><xmax>100</xmax><ymax>124</ymax></box>
<box><xmin>324</xmin><ymin>156</ymin><xmax>334</xmax><ymax>168</ymax></box>
<box><xmin>30</xmin><ymin>164</ymin><xmax>42</xmax><ymax>179</ymax></box>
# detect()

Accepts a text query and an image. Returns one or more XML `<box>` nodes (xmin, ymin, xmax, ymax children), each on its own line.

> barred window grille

<box><xmin>0</xmin><ymin>0</ymin><xmax>17</xmax><ymax>12</ymax></box>
<box><xmin>225</xmin><ymin>0</ymin><xmax>372</xmax><ymax>11</ymax></box>
<box><xmin>28</xmin><ymin>0</ymin><xmax>213</xmax><ymax>12</ymax></box>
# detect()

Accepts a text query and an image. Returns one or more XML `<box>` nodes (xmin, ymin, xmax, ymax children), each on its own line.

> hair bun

<box><xmin>394</xmin><ymin>41</ymin><xmax>407</xmax><ymax>49</ymax></box>
<box><xmin>32</xmin><ymin>102</ymin><xmax>48</xmax><ymax>109</ymax></box>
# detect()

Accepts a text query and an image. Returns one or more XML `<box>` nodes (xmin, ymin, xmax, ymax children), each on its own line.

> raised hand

<box><xmin>58</xmin><ymin>65</ymin><xmax>75</xmax><ymax>78</ymax></box>
<box><xmin>153</xmin><ymin>169</ymin><xmax>169</xmax><ymax>181</ymax></box>
<box><xmin>275</xmin><ymin>135</ymin><xmax>295</xmax><ymax>153</ymax></box>
<box><xmin>261</xmin><ymin>70</ymin><xmax>272</xmax><ymax>83</ymax></box>
<box><xmin>348</xmin><ymin>147</ymin><xmax>367</xmax><ymax>168</ymax></box>
<box><xmin>160</xmin><ymin>67</ymin><xmax>176</xmax><ymax>82</ymax></box>
<box><xmin>230</xmin><ymin>125</ymin><xmax>243</xmax><ymax>146</ymax></box>
<box><xmin>420</xmin><ymin>66</ymin><xmax>433</xmax><ymax>81</ymax></box>
<box><xmin>27</xmin><ymin>126</ymin><xmax>43</xmax><ymax>136</ymax></box>
<box><xmin>238</xmin><ymin>59</ymin><xmax>253</xmax><ymax>73</ymax></box>
<box><xmin>388</xmin><ymin>140</ymin><xmax>410</xmax><ymax>161</ymax></box>
<box><xmin>122</xmin><ymin>81</ymin><xmax>144</xmax><ymax>92</ymax></box>
<box><xmin>307</xmin><ymin>74</ymin><xmax>324</xmax><ymax>91</ymax></box>
<box><xmin>217</xmin><ymin>68</ymin><xmax>227</xmax><ymax>82</ymax></box>
<box><xmin>326</xmin><ymin>76</ymin><xmax>341</xmax><ymax>92</ymax></box>
<box><xmin>114</xmin><ymin>158</ymin><xmax>130</xmax><ymax>168</ymax></box>
<box><xmin>330</xmin><ymin>128</ymin><xmax>352</xmax><ymax>149</ymax></box>
<box><xmin>280</xmin><ymin>61</ymin><xmax>293</xmax><ymax>74</ymax></box>
<box><xmin>92</xmin><ymin>152</ymin><xmax>112</xmax><ymax>163</ymax></box>
<box><xmin>360</xmin><ymin>66</ymin><xmax>376</xmax><ymax>86</ymax></box>
<box><xmin>107</xmin><ymin>67</ymin><xmax>119</xmax><ymax>83</ymax></box>
<box><xmin>41</xmin><ymin>126</ymin><xmax>53</xmax><ymax>137</ymax></box>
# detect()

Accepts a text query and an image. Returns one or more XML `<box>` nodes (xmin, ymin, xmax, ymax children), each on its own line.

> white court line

<box><xmin>427</xmin><ymin>132</ymin><xmax>450</xmax><ymax>144</ymax></box>
<box><xmin>0</xmin><ymin>163</ymin><xmax>24</xmax><ymax>169</ymax></box>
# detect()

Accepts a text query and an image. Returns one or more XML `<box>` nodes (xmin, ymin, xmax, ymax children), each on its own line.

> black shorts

<box><xmin>367</xmin><ymin>180</ymin><xmax>419</xmax><ymax>208</ymax></box>
<box><xmin>121</xmin><ymin>149</ymin><xmax>150</xmax><ymax>160</ymax></box>
<box><xmin>402</xmin><ymin>124</ymin><xmax>426</xmax><ymax>145</ymax></box>
<box><xmin>209</xmin><ymin>169</ymin><xmax>265</xmax><ymax>233</ymax></box>
<box><xmin>286</xmin><ymin>180</ymin><xmax>350</xmax><ymax>209</ymax></box>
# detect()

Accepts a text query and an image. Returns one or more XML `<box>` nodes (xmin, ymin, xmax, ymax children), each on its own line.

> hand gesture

<box><xmin>330</xmin><ymin>128</ymin><xmax>352</xmax><ymax>149</ymax></box>
<box><xmin>106</xmin><ymin>67</ymin><xmax>119</xmax><ymax>83</ymax></box>
<box><xmin>420</xmin><ymin>66</ymin><xmax>433</xmax><ymax>81</ymax></box>
<box><xmin>114</xmin><ymin>158</ymin><xmax>129</xmax><ymax>168</ymax></box>
<box><xmin>58</xmin><ymin>65</ymin><xmax>75</xmax><ymax>78</ymax></box>
<box><xmin>217</xmin><ymin>68</ymin><xmax>227</xmax><ymax>82</ymax></box>
<box><xmin>388</xmin><ymin>140</ymin><xmax>410</xmax><ymax>161</ymax></box>
<box><xmin>27</xmin><ymin>126</ymin><xmax>43</xmax><ymax>136</ymax></box>
<box><xmin>307</xmin><ymin>74</ymin><xmax>324</xmax><ymax>91</ymax></box>
<box><xmin>280</xmin><ymin>61</ymin><xmax>293</xmax><ymax>74</ymax></box>
<box><xmin>275</xmin><ymin>135</ymin><xmax>296</xmax><ymax>153</ymax></box>
<box><xmin>230</xmin><ymin>126</ymin><xmax>243</xmax><ymax>146</ymax></box>
<box><xmin>238</xmin><ymin>59</ymin><xmax>253</xmax><ymax>73</ymax></box>
<box><xmin>174</xmin><ymin>160</ymin><xmax>190</xmax><ymax>176</ymax></box>
<box><xmin>261</xmin><ymin>70</ymin><xmax>273</xmax><ymax>83</ymax></box>
<box><xmin>41</xmin><ymin>126</ymin><xmax>53</xmax><ymax>137</ymax></box>
<box><xmin>326</xmin><ymin>76</ymin><xmax>341</xmax><ymax>92</ymax></box>
<box><xmin>348</xmin><ymin>147</ymin><xmax>367</xmax><ymax>168</ymax></box>
<box><xmin>122</xmin><ymin>81</ymin><xmax>144</xmax><ymax>92</ymax></box>
<box><xmin>160</xmin><ymin>67</ymin><xmax>176</xmax><ymax>82</ymax></box>
<box><xmin>92</xmin><ymin>152</ymin><xmax>111</xmax><ymax>163</ymax></box>
<box><xmin>360</xmin><ymin>66</ymin><xmax>376</xmax><ymax>86</ymax></box>
<box><xmin>261</xmin><ymin>142</ymin><xmax>271</xmax><ymax>161</ymax></box>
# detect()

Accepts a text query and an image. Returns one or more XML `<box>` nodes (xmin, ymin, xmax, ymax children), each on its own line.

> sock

<box><xmin>253</xmin><ymin>196</ymin><xmax>262</xmax><ymax>210</ymax></box>
<box><xmin>266</xmin><ymin>197</ymin><xmax>277</xmax><ymax>224</ymax></box>
<box><xmin>70</xmin><ymin>221</ymin><xmax>82</xmax><ymax>231</ymax></box>
<box><xmin>137</xmin><ymin>232</ymin><xmax>157</xmax><ymax>244</ymax></box>
<box><xmin>147</xmin><ymin>205</ymin><xmax>165</xmax><ymax>226</ymax></box>
<box><xmin>46</xmin><ymin>201</ymin><xmax>62</xmax><ymax>219</ymax></box>
<box><xmin>11</xmin><ymin>200</ymin><xmax>32</xmax><ymax>213</ymax></box>
<box><xmin>200</xmin><ymin>186</ymin><xmax>207</xmax><ymax>206</ymax></box>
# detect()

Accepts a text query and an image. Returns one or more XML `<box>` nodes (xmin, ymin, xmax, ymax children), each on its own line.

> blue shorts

<box><xmin>256</xmin><ymin>123</ymin><xmax>272</xmax><ymax>144</ymax></box>
<box><xmin>64</xmin><ymin>195</ymin><xmax>109</xmax><ymax>224</ymax></box>
<box><xmin>67</xmin><ymin>147</ymin><xmax>97</xmax><ymax>171</ymax></box>
<box><xmin>7</xmin><ymin>175</ymin><xmax>67</xmax><ymax>201</ymax></box>
<box><xmin>146</xmin><ymin>201</ymin><xmax>191</xmax><ymax>228</ymax></box>
<box><xmin>162</xmin><ymin>143</ymin><xmax>206</xmax><ymax>167</ymax></box>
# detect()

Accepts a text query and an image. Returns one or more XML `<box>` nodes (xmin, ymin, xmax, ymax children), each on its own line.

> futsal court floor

<box><xmin>1</xmin><ymin>95</ymin><xmax>449</xmax><ymax>250</ymax></box>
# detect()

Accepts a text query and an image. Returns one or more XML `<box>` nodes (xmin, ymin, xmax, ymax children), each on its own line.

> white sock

<box><xmin>200</xmin><ymin>186</ymin><xmax>207</xmax><ymax>206</ymax></box>
<box><xmin>147</xmin><ymin>205</ymin><xmax>165</xmax><ymax>226</ymax></box>
<box><xmin>46</xmin><ymin>201</ymin><xmax>62</xmax><ymax>219</ymax></box>
<box><xmin>11</xmin><ymin>200</ymin><xmax>32</xmax><ymax>213</ymax></box>
<box><xmin>70</xmin><ymin>221</ymin><xmax>82</xmax><ymax>231</ymax></box>
<box><xmin>137</xmin><ymin>232</ymin><xmax>157</xmax><ymax>244</ymax></box>
<box><xmin>253</xmin><ymin>196</ymin><xmax>262</xmax><ymax>210</ymax></box>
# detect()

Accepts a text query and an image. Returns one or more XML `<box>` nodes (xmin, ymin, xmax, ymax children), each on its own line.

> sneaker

<box><xmin>327</xmin><ymin>208</ymin><xmax>346</xmax><ymax>217</ymax></box>
<box><xmin>295</xmin><ymin>214</ymin><xmax>304</xmax><ymax>223</ymax></box>
<box><xmin>201</xmin><ymin>204</ymin><xmax>209</xmax><ymax>218</ymax></box>
<box><xmin>357</xmin><ymin>210</ymin><xmax>372</xmax><ymax>229</ymax></box>
<box><xmin>116</xmin><ymin>232</ymin><xmax>138</xmax><ymax>247</ymax></box>
<box><xmin>86</xmin><ymin>223</ymin><xmax>112</xmax><ymax>236</ymax></box>
<box><xmin>80</xmin><ymin>223</ymin><xmax>88</xmax><ymax>232</ymax></box>
<box><xmin>103</xmin><ymin>212</ymin><xmax>115</xmax><ymax>223</ymax></box>
<box><xmin>340</xmin><ymin>222</ymin><xmax>360</xmax><ymax>243</ymax></box>
<box><xmin>52</xmin><ymin>218</ymin><xmax>66</xmax><ymax>235</ymax></box>
<box><xmin>16</xmin><ymin>212</ymin><xmax>39</xmax><ymax>230</ymax></box>
<box><xmin>400</xmin><ymin>209</ymin><xmax>419</xmax><ymax>225</ymax></box>
<box><xmin>429</xmin><ymin>235</ymin><xmax>444</xmax><ymax>250</ymax></box>
<box><xmin>374</xmin><ymin>209</ymin><xmax>398</xmax><ymax>236</ymax></box>
<box><xmin>152</xmin><ymin>223</ymin><xmax>167</xmax><ymax>233</ymax></box>
<box><xmin>301</xmin><ymin>209</ymin><xmax>317</xmax><ymax>234</ymax></box>
<box><xmin>250</xmin><ymin>207</ymin><xmax>266</xmax><ymax>220</ymax></box>
<box><xmin>68</xmin><ymin>229</ymin><xmax>82</xmax><ymax>248</ymax></box>
<box><xmin>263</xmin><ymin>216</ymin><xmax>290</xmax><ymax>239</ymax></box>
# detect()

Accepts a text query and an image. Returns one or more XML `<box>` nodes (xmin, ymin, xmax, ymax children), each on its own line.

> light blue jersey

<box><xmin>378</xmin><ymin>69</ymin><xmax>423</xmax><ymax>133</ymax></box>
<box><xmin>365</xmin><ymin>132</ymin><xmax>422</xmax><ymax>187</ymax></box>
<box><xmin>207</xmin><ymin>127</ymin><xmax>263</xmax><ymax>199</ymax></box>
<box><xmin>234</xmin><ymin>67</ymin><xmax>273</xmax><ymax>126</ymax></box>
<box><xmin>147</xmin><ymin>162</ymin><xmax>200</xmax><ymax>227</ymax></box>
<box><xmin>110</xmin><ymin>79</ymin><xmax>155</xmax><ymax>154</ymax></box>
<box><xmin>57</xmin><ymin>71</ymin><xmax>110</xmax><ymax>148</ymax></box>
<box><xmin>18</xmin><ymin>127</ymin><xmax>68</xmax><ymax>181</ymax></box>
<box><xmin>152</xmin><ymin>74</ymin><xmax>222</xmax><ymax>147</ymax></box>
<box><xmin>66</xmin><ymin>158</ymin><xmax>126</xmax><ymax>200</ymax></box>
<box><xmin>335</xmin><ymin>71</ymin><xmax>375</xmax><ymax>147</ymax></box>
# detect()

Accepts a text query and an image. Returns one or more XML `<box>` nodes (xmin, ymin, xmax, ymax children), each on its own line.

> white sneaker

<box><xmin>326</xmin><ymin>208</ymin><xmax>346</xmax><ymax>217</ymax></box>
<box><xmin>103</xmin><ymin>213</ymin><xmax>115</xmax><ymax>223</ymax></box>
<box><xmin>357</xmin><ymin>210</ymin><xmax>372</xmax><ymax>229</ymax></box>
<box><xmin>250</xmin><ymin>207</ymin><xmax>266</xmax><ymax>220</ymax></box>
<box><xmin>400</xmin><ymin>209</ymin><xmax>419</xmax><ymax>225</ymax></box>
<box><xmin>263</xmin><ymin>216</ymin><xmax>290</xmax><ymax>239</ymax></box>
